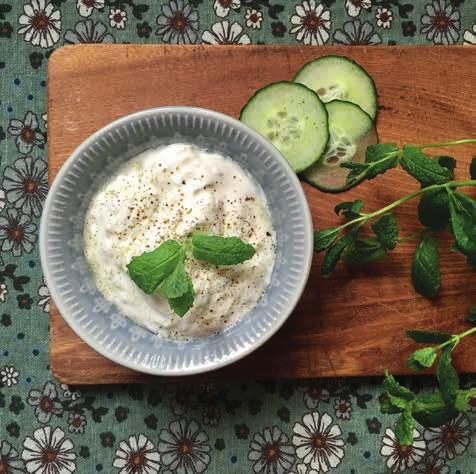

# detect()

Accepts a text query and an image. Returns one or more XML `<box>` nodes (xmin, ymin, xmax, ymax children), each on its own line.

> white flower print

<box><xmin>334</xmin><ymin>398</ymin><xmax>352</xmax><ymax>420</ymax></box>
<box><xmin>298</xmin><ymin>384</ymin><xmax>330</xmax><ymax>410</ymax></box>
<box><xmin>18</xmin><ymin>0</ymin><xmax>61</xmax><ymax>48</ymax></box>
<box><xmin>37</xmin><ymin>278</ymin><xmax>50</xmax><ymax>313</ymax></box>
<box><xmin>463</xmin><ymin>24</ymin><xmax>476</xmax><ymax>45</ymax></box>
<box><xmin>213</xmin><ymin>0</ymin><xmax>240</xmax><ymax>18</ymax></box>
<box><xmin>345</xmin><ymin>0</ymin><xmax>371</xmax><ymax>18</ymax></box>
<box><xmin>0</xmin><ymin>189</ymin><xmax>5</xmax><ymax>213</ymax></box>
<box><xmin>201</xmin><ymin>20</ymin><xmax>251</xmax><ymax>44</ymax></box>
<box><xmin>76</xmin><ymin>0</ymin><xmax>104</xmax><ymax>18</ymax></box>
<box><xmin>376</xmin><ymin>7</ymin><xmax>393</xmax><ymax>29</ymax></box>
<box><xmin>158</xmin><ymin>418</ymin><xmax>211</xmax><ymax>474</ymax></box>
<box><xmin>67</xmin><ymin>413</ymin><xmax>86</xmax><ymax>434</ymax></box>
<box><xmin>334</xmin><ymin>19</ymin><xmax>382</xmax><ymax>44</ymax></box>
<box><xmin>248</xmin><ymin>426</ymin><xmax>295</xmax><ymax>474</ymax></box>
<box><xmin>113</xmin><ymin>434</ymin><xmax>161</xmax><ymax>474</ymax></box>
<box><xmin>245</xmin><ymin>8</ymin><xmax>263</xmax><ymax>29</ymax></box>
<box><xmin>423</xmin><ymin>414</ymin><xmax>471</xmax><ymax>460</ymax></box>
<box><xmin>420</xmin><ymin>0</ymin><xmax>460</xmax><ymax>45</ymax></box>
<box><xmin>290</xmin><ymin>0</ymin><xmax>331</xmax><ymax>45</ymax></box>
<box><xmin>156</xmin><ymin>0</ymin><xmax>200</xmax><ymax>44</ymax></box>
<box><xmin>42</xmin><ymin>112</ymin><xmax>47</xmax><ymax>130</ymax></box>
<box><xmin>27</xmin><ymin>381</ymin><xmax>63</xmax><ymax>423</ymax></box>
<box><xmin>292</xmin><ymin>412</ymin><xmax>345</xmax><ymax>472</ymax></box>
<box><xmin>1</xmin><ymin>365</ymin><xmax>19</xmax><ymax>387</ymax></box>
<box><xmin>415</xmin><ymin>455</ymin><xmax>450</xmax><ymax>474</ymax></box>
<box><xmin>0</xmin><ymin>282</ymin><xmax>7</xmax><ymax>302</ymax></box>
<box><xmin>7</xmin><ymin>111</ymin><xmax>46</xmax><ymax>155</ymax></box>
<box><xmin>0</xmin><ymin>440</ymin><xmax>24</xmax><ymax>473</ymax></box>
<box><xmin>60</xmin><ymin>384</ymin><xmax>81</xmax><ymax>401</ymax></box>
<box><xmin>109</xmin><ymin>8</ymin><xmax>127</xmax><ymax>29</ymax></box>
<box><xmin>22</xmin><ymin>426</ymin><xmax>76</xmax><ymax>474</ymax></box>
<box><xmin>380</xmin><ymin>427</ymin><xmax>426</xmax><ymax>472</ymax></box>
<box><xmin>64</xmin><ymin>19</ymin><xmax>115</xmax><ymax>44</ymax></box>
<box><xmin>2</xmin><ymin>156</ymin><xmax>48</xmax><ymax>217</ymax></box>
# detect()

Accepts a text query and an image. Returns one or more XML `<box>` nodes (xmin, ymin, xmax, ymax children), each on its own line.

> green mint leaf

<box><xmin>406</xmin><ymin>330</ymin><xmax>452</xmax><ymax>344</ymax></box>
<box><xmin>436</xmin><ymin>345</ymin><xmax>459</xmax><ymax>405</ymax></box>
<box><xmin>159</xmin><ymin>260</ymin><xmax>191</xmax><ymax>299</ymax></box>
<box><xmin>383</xmin><ymin>370</ymin><xmax>415</xmax><ymax>402</ymax></box>
<box><xmin>400</xmin><ymin>145</ymin><xmax>452</xmax><ymax>186</ymax></box>
<box><xmin>365</xmin><ymin>143</ymin><xmax>399</xmax><ymax>163</ymax></box>
<box><xmin>433</xmin><ymin>155</ymin><xmax>456</xmax><ymax>179</ymax></box>
<box><xmin>191</xmin><ymin>235</ymin><xmax>255</xmax><ymax>265</ymax></box>
<box><xmin>411</xmin><ymin>235</ymin><xmax>440</xmax><ymax>298</ymax></box>
<box><xmin>127</xmin><ymin>240</ymin><xmax>184</xmax><ymax>294</ymax></box>
<box><xmin>168</xmin><ymin>279</ymin><xmax>195</xmax><ymax>317</ymax></box>
<box><xmin>314</xmin><ymin>228</ymin><xmax>340</xmax><ymax>252</ymax></box>
<box><xmin>467</xmin><ymin>306</ymin><xmax>476</xmax><ymax>324</ymax></box>
<box><xmin>394</xmin><ymin>405</ymin><xmax>415</xmax><ymax>446</ymax></box>
<box><xmin>379</xmin><ymin>394</ymin><xmax>404</xmax><ymax>414</ymax></box>
<box><xmin>364</xmin><ymin>143</ymin><xmax>399</xmax><ymax>180</ymax></box>
<box><xmin>341</xmin><ymin>163</ymin><xmax>368</xmax><ymax>187</ymax></box>
<box><xmin>412</xmin><ymin>391</ymin><xmax>458</xmax><ymax>427</ymax></box>
<box><xmin>454</xmin><ymin>388</ymin><xmax>476</xmax><ymax>412</ymax></box>
<box><xmin>448</xmin><ymin>191</ymin><xmax>476</xmax><ymax>262</ymax></box>
<box><xmin>342</xmin><ymin>237</ymin><xmax>387</xmax><ymax>266</ymax></box>
<box><xmin>334</xmin><ymin>200</ymin><xmax>364</xmax><ymax>220</ymax></box>
<box><xmin>418</xmin><ymin>189</ymin><xmax>450</xmax><ymax>231</ymax></box>
<box><xmin>372</xmin><ymin>213</ymin><xmax>398</xmax><ymax>250</ymax></box>
<box><xmin>407</xmin><ymin>347</ymin><xmax>437</xmax><ymax>371</ymax></box>
<box><xmin>470</xmin><ymin>156</ymin><xmax>476</xmax><ymax>180</ymax></box>
<box><xmin>321</xmin><ymin>230</ymin><xmax>357</xmax><ymax>278</ymax></box>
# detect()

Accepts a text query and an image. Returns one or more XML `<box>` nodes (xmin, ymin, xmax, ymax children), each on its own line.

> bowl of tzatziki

<box><xmin>40</xmin><ymin>107</ymin><xmax>313</xmax><ymax>375</ymax></box>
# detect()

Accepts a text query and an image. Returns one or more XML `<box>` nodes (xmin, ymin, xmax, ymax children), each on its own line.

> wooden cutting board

<box><xmin>47</xmin><ymin>45</ymin><xmax>476</xmax><ymax>384</ymax></box>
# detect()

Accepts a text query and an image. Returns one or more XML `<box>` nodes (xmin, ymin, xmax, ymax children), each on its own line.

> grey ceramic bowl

<box><xmin>40</xmin><ymin>107</ymin><xmax>313</xmax><ymax>376</ymax></box>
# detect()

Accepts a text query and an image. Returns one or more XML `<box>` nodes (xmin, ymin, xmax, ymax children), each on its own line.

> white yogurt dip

<box><xmin>83</xmin><ymin>143</ymin><xmax>276</xmax><ymax>339</ymax></box>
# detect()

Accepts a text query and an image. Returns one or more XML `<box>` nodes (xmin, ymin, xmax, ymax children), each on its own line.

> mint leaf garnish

<box><xmin>412</xmin><ymin>391</ymin><xmax>458</xmax><ymax>428</ymax></box>
<box><xmin>436</xmin><ymin>345</ymin><xmax>459</xmax><ymax>406</ymax></box>
<box><xmin>406</xmin><ymin>330</ymin><xmax>452</xmax><ymax>344</ymax></box>
<box><xmin>454</xmin><ymin>388</ymin><xmax>476</xmax><ymax>412</ymax></box>
<box><xmin>411</xmin><ymin>235</ymin><xmax>440</xmax><ymax>298</ymax></box>
<box><xmin>372</xmin><ymin>213</ymin><xmax>398</xmax><ymax>250</ymax></box>
<box><xmin>383</xmin><ymin>370</ymin><xmax>415</xmax><ymax>402</ymax></box>
<box><xmin>159</xmin><ymin>259</ymin><xmax>192</xmax><ymax>299</ymax></box>
<box><xmin>418</xmin><ymin>189</ymin><xmax>450</xmax><ymax>231</ymax></box>
<box><xmin>191</xmin><ymin>235</ymin><xmax>255</xmax><ymax>265</ymax></box>
<box><xmin>394</xmin><ymin>405</ymin><xmax>415</xmax><ymax>446</ymax></box>
<box><xmin>128</xmin><ymin>234</ymin><xmax>255</xmax><ymax>317</ymax></box>
<box><xmin>168</xmin><ymin>279</ymin><xmax>195</xmax><ymax>317</ymax></box>
<box><xmin>127</xmin><ymin>240</ymin><xmax>184</xmax><ymax>294</ymax></box>
<box><xmin>470</xmin><ymin>156</ymin><xmax>476</xmax><ymax>180</ymax></box>
<box><xmin>448</xmin><ymin>191</ymin><xmax>476</xmax><ymax>263</ymax></box>
<box><xmin>314</xmin><ymin>228</ymin><xmax>339</xmax><ymax>252</ymax></box>
<box><xmin>334</xmin><ymin>200</ymin><xmax>364</xmax><ymax>220</ymax></box>
<box><xmin>400</xmin><ymin>145</ymin><xmax>453</xmax><ymax>186</ymax></box>
<box><xmin>407</xmin><ymin>347</ymin><xmax>437</xmax><ymax>371</ymax></box>
<box><xmin>321</xmin><ymin>230</ymin><xmax>357</xmax><ymax>278</ymax></box>
<box><xmin>342</xmin><ymin>237</ymin><xmax>387</xmax><ymax>266</ymax></box>
<box><xmin>433</xmin><ymin>155</ymin><xmax>456</xmax><ymax>178</ymax></box>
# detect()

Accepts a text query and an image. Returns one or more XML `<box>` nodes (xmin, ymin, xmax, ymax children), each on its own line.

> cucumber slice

<box><xmin>303</xmin><ymin>100</ymin><xmax>378</xmax><ymax>192</ymax></box>
<box><xmin>240</xmin><ymin>81</ymin><xmax>329</xmax><ymax>173</ymax></box>
<box><xmin>294</xmin><ymin>55</ymin><xmax>378</xmax><ymax>120</ymax></box>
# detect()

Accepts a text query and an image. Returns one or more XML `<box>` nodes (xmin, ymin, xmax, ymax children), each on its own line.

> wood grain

<box><xmin>47</xmin><ymin>45</ymin><xmax>476</xmax><ymax>384</ymax></box>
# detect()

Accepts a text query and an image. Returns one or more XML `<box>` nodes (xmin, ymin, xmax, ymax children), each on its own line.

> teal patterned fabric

<box><xmin>0</xmin><ymin>0</ymin><xmax>475</xmax><ymax>473</ymax></box>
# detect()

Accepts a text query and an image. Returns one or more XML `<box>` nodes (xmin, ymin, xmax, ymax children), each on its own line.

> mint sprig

<box><xmin>381</xmin><ymin>318</ymin><xmax>476</xmax><ymax>445</ymax></box>
<box><xmin>313</xmin><ymin>138</ymin><xmax>476</xmax><ymax>298</ymax></box>
<box><xmin>127</xmin><ymin>235</ymin><xmax>256</xmax><ymax>316</ymax></box>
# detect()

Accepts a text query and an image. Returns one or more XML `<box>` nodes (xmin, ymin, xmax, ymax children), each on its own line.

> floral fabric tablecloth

<box><xmin>0</xmin><ymin>0</ymin><xmax>475</xmax><ymax>473</ymax></box>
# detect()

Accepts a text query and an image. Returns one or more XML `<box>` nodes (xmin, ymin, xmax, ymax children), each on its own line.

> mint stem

<box><xmin>418</xmin><ymin>138</ymin><xmax>476</xmax><ymax>149</ymax></box>
<box><xmin>436</xmin><ymin>326</ymin><xmax>476</xmax><ymax>350</ymax></box>
<box><xmin>338</xmin><ymin>180</ymin><xmax>476</xmax><ymax>232</ymax></box>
